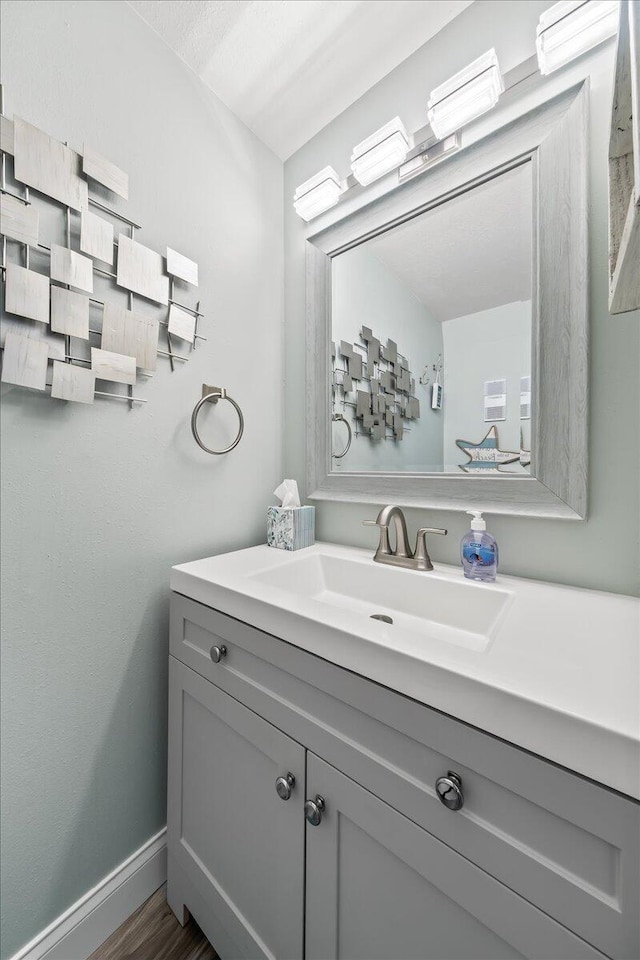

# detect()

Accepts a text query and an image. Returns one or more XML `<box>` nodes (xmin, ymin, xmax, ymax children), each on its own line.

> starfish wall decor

<box><xmin>456</xmin><ymin>425</ymin><xmax>520</xmax><ymax>473</ymax></box>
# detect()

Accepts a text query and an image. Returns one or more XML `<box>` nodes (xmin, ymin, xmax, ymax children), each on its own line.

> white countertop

<box><xmin>171</xmin><ymin>542</ymin><xmax>640</xmax><ymax>799</ymax></box>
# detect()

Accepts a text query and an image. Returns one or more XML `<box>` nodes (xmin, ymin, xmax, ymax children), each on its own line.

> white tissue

<box><xmin>273</xmin><ymin>479</ymin><xmax>301</xmax><ymax>508</ymax></box>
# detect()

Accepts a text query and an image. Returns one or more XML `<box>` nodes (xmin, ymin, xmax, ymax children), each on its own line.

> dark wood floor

<box><xmin>89</xmin><ymin>887</ymin><xmax>218</xmax><ymax>960</ymax></box>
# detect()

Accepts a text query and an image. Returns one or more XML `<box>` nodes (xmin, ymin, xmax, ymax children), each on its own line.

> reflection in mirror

<box><xmin>330</xmin><ymin>162</ymin><xmax>532</xmax><ymax>474</ymax></box>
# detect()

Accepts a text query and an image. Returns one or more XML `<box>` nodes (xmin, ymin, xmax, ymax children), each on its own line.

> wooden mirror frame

<box><xmin>608</xmin><ymin>0</ymin><xmax>640</xmax><ymax>315</ymax></box>
<box><xmin>306</xmin><ymin>83</ymin><xmax>588</xmax><ymax>520</ymax></box>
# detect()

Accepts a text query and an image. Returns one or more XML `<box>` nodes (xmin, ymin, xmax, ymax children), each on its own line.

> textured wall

<box><xmin>284</xmin><ymin>0</ymin><xmax>640</xmax><ymax>596</ymax></box>
<box><xmin>0</xmin><ymin>2</ymin><xmax>283</xmax><ymax>957</ymax></box>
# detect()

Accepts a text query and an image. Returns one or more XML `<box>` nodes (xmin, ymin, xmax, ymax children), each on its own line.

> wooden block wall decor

<box><xmin>1</xmin><ymin>315</ymin><xmax>66</xmax><ymax>362</ymax></box>
<box><xmin>50</xmin><ymin>361</ymin><xmax>95</xmax><ymax>404</ymax></box>
<box><xmin>167</xmin><ymin>304</ymin><xmax>196</xmax><ymax>343</ymax></box>
<box><xmin>134</xmin><ymin>315</ymin><xmax>160</xmax><ymax>371</ymax></box>
<box><xmin>1</xmin><ymin>193</ymin><xmax>39</xmax><ymax>246</ymax></box>
<box><xmin>2</xmin><ymin>99</ymin><xmax>206</xmax><ymax>409</ymax></box>
<box><xmin>1</xmin><ymin>332</ymin><xmax>48</xmax><ymax>390</ymax></box>
<box><xmin>0</xmin><ymin>116</ymin><xmax>14</xmax><ymax>155</ymax></box>
<box><xmin>50</xmin><ymin>286</ymin><xmax>90</xmax><ymax>339</ymax></box>
<box><xmin>101</xmin><ymin>302</ymin><xmax>159</xmax><ymax>371</ymax></box>
<box><xmin>91</xmin><ymin>347</ymin><xmax>136</xmax><ymax>385</ymax></box>
<box><xmin>4</xmin><ymin>262</ymin><xmax>49</xmax><ymax>323</ymax></box>
<box><xmin>349</xmin><ymin>353</ymin><xmax>363</xmax><ymax>380</ymax></box>
<box><xmin>332</xmin><ymin>325</ymin><xmax>419</xmax><ymax>445</ymax></box>
<box><xmin>13</xmin><ymin>117</ymin><xmax>88</xmax><ymax>211</ymax></box>
<box><xmin>100</xmin><ymin>302</ymin><xmax>132</xmax><ymax>357</ymax></box>
<box><xmin>166</xmin><ymin>247</ymin><xmax>198</xmax><ymax>286</ymax></box>
<box><xmin>50</xmin><ymin>244</ymin><xmax>94</xmax><ymax>294</ymax></box>
<box><xmin>116</xmin><ymin>234</ymin><xmax>169</xmax><ymax>306</ymax></box>
<box><xmin>82</xmin><ymin>145</ymin><xmax>129</xmax><ymax>200</ymax></box>
<box><xmin>80</xmin><ymin>210</ymin><xmax>114</xmax><ymax>265</ymax></box>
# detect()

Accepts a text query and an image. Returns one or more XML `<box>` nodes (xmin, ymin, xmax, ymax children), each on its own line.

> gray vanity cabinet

<box><xmin>167</xmin><ymin>594</ymin><xmax>637</xmax><ymax>960</ymax></box>
<box><xmin>167</xmin><ymin>658</ymin><xmax>305</xmax><ymax>960</ymax></box>
<box><xmin>305</xmin><ymin>754</ymin><xmax>605</xmax><ymax>960</ymax></box>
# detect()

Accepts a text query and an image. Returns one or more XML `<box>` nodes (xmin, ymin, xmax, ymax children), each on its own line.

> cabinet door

<box><xmin>305</xmin><ymin>754</ymin><xmax>606</xmax><ymax>960</ymax></box>
<box><xmin>167</xmin><ymin>657</ymin><xmax>305</xmax><ymax>960</ymax></box>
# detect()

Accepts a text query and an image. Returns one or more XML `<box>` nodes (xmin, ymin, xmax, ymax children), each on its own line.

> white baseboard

<box><xmin>9</xmin><ymin>828</ymin><xmax>167</xmax><ymax>960</ymax></box>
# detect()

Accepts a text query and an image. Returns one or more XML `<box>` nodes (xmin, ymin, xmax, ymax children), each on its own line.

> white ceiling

<box><xmin>366</xmin><ymin>162</ymin><xmax>533</xmax><ymax>322</ymax></box>
<box><xmin>127</xmin><ymin>0</ymin><xmax>473</xmax><ymax>159</ymax></box>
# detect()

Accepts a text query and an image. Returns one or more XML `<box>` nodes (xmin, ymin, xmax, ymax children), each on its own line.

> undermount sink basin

<box><xmin>248</xmin><ymin>551</ymin><xmax>512</xmax><ymax>652</ymax></box>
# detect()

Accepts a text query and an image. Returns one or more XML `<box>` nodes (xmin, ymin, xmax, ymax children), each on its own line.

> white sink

<box><xmin>171</xmin><ymin>541</ymin><xmax>640</xmax><ymax>799</ymax></box>
<box><xmin>249</xmin><ymin>552</ymin><xmax>511</xmax><ymax>652</ymax></box>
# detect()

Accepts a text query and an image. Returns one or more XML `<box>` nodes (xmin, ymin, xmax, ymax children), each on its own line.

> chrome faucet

<box><xmin>363</xmin><ymin>505</ymin><xmax>447</xmax><ymax>572</ymax></box>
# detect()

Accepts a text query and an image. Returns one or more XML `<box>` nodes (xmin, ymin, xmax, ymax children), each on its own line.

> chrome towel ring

<box><xmin>191</xmin><ymin>384</ymin><xmax>244</xmax><ymax>455</ymax></box>
<box><xmin>332</xmin><ymin>413</ymin><xmax>352</xmax><ymax>459</ymax></box>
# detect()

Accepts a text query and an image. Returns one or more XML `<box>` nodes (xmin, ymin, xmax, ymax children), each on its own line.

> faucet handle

<box><xmin>414</xmin><ymin>527</ymin><xmax>447</xmax><ymax>571</ymax></box>
<box><xmin>363</xmin><ymin>518</ymin><xmax>392</xmax><ymax>560</ymax></box>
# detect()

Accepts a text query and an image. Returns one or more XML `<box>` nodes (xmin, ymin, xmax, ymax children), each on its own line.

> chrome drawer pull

<box><xmin>436</xmin><ymin>771</ymin><xmax>464</xmax><ymax>811</ymax></box>
<box><xmin>209</xmin><ymin>644</ymin><xmax>227</xmax><ymax>663</ymax></box>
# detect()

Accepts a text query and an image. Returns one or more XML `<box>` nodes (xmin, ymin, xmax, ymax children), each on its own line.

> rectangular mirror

<box><xmin>331</xmin><ymin>162</ymin><xmax>532</xmax><ymax>475</ymax></box>
<box><xmin>307</xmin><ymin>82</ymin><xmax>588</xmax><ymax>519</ymax></box>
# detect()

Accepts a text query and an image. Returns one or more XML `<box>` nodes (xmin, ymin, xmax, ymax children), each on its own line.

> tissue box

<box><xmin>267</xmin><ymin>505</ymin><xmax>315</xmax><ymax>551</ymax></box>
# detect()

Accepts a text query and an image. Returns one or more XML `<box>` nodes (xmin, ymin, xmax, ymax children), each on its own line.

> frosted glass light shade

<box><xmin>293</xmin><ymin>166</ymin><xmax>342</xmax><ymax>221</ymax></box>
<box><xmin>350</xmin><ymin>118</ymin><xmax>410</xmax><ymax>186</ymax></box>
<box><xmin>536</xmin><ymin>0</ymin><xmax>619</xmax><ymax>75</ymax></box>
<box><xmin>427</xmin><ymin>49</ymin><xmax>504</xmax><ymax>141</ymax></box>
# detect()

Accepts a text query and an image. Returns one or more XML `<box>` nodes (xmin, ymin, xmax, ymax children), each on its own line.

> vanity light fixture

<box><xmin>398</xmin><ymin>134</ymin><xmax>460</xmax><ymax>183</ymax></box>
<box><xmin>536</xmin><ymin>0</ymin><xmax>619</xmax><ymax>75</ymax></box>
<box><xmin>293</xmin><ymin>166</ymin><xmax>343</xmax><ymax>222</ymax></box>
<box><xmin>427</xmin><ymin>49</ymin><xmax>504</xmax><ymax>140</ymax></box>
<box><xmin>350</xmin><ymin>117</ymin><xmax>410</xmax><ymax>186</ymax></box>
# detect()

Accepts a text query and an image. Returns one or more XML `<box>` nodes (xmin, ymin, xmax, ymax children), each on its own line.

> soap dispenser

<box><xmin>461</xmin><ymin>511</ymin><xmax>498</xmax><ymax>582</ymax></box>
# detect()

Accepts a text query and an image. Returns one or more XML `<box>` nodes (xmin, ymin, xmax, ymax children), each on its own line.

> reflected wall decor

<box><xmin>0</xmin><ymin>90</ymin><xmax>206</xmax><ymax>408</ymax></box>
<box><xmin>455</xmin><ymin>424</ymin><xmax>520</xmax><ymax>473</ymax></box>
<box><xmin>331</xmin><ymin>325</ymin><xmax>420</xmax><ymax>446</ymax></box>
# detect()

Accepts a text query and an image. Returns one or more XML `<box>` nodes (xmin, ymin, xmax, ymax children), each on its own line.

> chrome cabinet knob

<box><xmin>209</xmin><ymin>644</ymin><xmax>227</xmax><ymax>663</ymax></box>
<box><xmin>275</xmin><ymin>772</ymin><xmax>296</xmax><ymax>801</ymax></box>
<box><xmin>304</xmin><ymin>795</ymin><xmax>325</xmax><ymax>826</ymax></box>
<box><xmin>435</xmin><ymin>771</ymin><xmax>464</xmax><ymax>811</ymax></box>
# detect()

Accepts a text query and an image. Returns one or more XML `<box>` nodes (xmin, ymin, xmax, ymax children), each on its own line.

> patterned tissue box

<box><xmin>267</xmin><ymin>505</ymin><xmax>315</xmax><ymax>551</ymax></box>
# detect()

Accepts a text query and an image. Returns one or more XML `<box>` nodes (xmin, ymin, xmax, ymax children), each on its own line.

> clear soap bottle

<box><xmin>460</xmin><ymin>510</ymin><xmax>498</xmax><ymax>582</ymax></box>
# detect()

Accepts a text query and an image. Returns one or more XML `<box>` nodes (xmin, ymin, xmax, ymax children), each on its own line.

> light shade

<box><xmin>293</xmin><ymin>166</ymin><xmax>342</xmax><ymax>222</ymax></box>
<box><xmin>536</xmin><ymin>0</ymin><xmax>619</xmax><ymax>75</ymax></box>
<box><xmin>427</xmin><ymin>49</ymin><xmax>504</xmax><ymax>141</ymax></box>
<box><xmin>350</xmin><ymin>117</ymin><xmax>410</xmax><ymax>186</ymax></box>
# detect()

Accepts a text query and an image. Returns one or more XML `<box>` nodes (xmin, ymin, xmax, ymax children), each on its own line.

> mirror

<box><xmin>306</xmin><ymin>83</ymin><xmax>588</xmax><ymax>519</ymax></box>
<box><xmin>331</xmin><ymin>163</ymin><xmax>532</xmax><ymax>475</ymax></box>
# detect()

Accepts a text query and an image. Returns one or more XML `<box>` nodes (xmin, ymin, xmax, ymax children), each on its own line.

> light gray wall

<box><xmin>332</xmin><ymin>245</ymin><xmax>443</xmax><ymax>471</ymax></box>
<box><xmin>0</xmin><ymin>2</ymin><xmax>283</xmax><ymax>957</ymax></box>
<box><xmin>442</xmin><ymin>300</ymin><xmax>531</xmax><ymax>470</ymax></box>
<box><xmin>284</xmin><ymin>0</ymin><xmax>640</xmax><ymax>597</ymax></box>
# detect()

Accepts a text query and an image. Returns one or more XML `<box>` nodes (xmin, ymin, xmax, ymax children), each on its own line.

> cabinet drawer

<box><xmin>171</xmin><ymin>592</ymin><xmax>640</xmax><ymax>960</ymax></box>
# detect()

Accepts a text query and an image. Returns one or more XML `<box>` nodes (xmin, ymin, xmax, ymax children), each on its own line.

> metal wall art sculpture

<box><xmin>0</xmin><ymin>87</ymin><xmax>205</xmax><ymax>408</ymax></box>
<box><xmin>331</xmin><ymin>325</ymin><xmax>421</xmax><ymax>447</ymax></box>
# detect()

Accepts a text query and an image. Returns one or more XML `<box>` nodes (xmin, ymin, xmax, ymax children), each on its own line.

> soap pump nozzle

<box><xmin>466</xmin><ymin>510</ymin><xmax>486</xmax><ymax>532</ymax></box>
